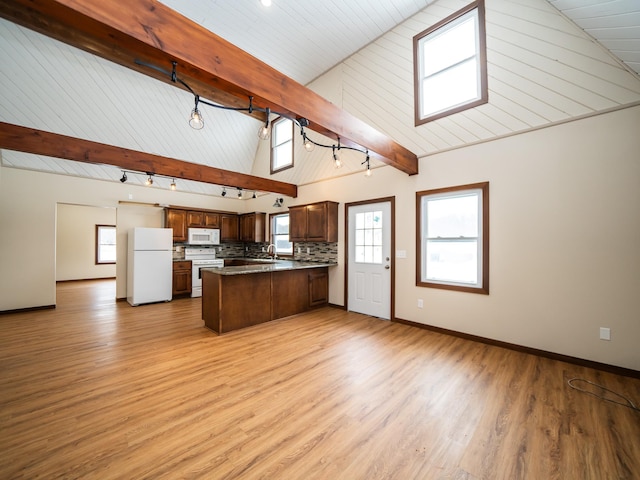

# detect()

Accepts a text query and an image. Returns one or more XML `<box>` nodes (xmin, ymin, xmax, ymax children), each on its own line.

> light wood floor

<box><xmin>1</xmin><ymin>280</ymin><xmax>639</xmax><ymax>479</ymax></box>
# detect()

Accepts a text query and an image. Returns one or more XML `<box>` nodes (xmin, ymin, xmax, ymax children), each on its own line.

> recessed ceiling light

<box><xmin>260</xmin><ymin>0</ymin><xmax>272</xmax><ymax>6</ymax></box>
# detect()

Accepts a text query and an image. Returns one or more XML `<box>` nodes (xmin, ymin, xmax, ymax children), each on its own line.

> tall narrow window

<box><xmin>270</xmin><ymin>117</ymin><xmax>294</xmax><ymax>173</ymax></box>
<box><xmin>270</xmin><ymin>213</ymin><xmax>293</xmax><ymax>256</ymax></box>
<box><xmin>416</xmin><ymin>182</ymin><xmax>489</xmax><ymax>294</ymax></box>
<box><xmin>96</xmin><ymin>225</ymin><xmax>116</xmax><ymax>264</ymax></box>
<box><xmin>413</xmin><ymin>0</ymin><xmax>487</xmax><ymax>125</ymax></box>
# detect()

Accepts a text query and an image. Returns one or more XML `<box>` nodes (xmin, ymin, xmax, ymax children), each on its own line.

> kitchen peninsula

<box><xmin>201</xmin><ymin>260</ymin><xmax>333</xmax><ymax>334</ymax></box>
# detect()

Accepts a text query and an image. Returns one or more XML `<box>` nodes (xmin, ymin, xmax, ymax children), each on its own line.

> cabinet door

<box><xmin>308</xmin><ymin>268</ymin><xmax>329</xmax><ymax>307</ymax></box>
<box><xmin>204</xmin><ymin>212</ymin><xmax>220</xmax><ymax>228</ymax></box>
<box><xmin>288</xmin><ymin>206</ymin><xmax>307</xmax><ymax>242</ymax></box>
<box><xmin>172</xmin><ymin>261</ymin><xmax>192</xmax><ymax>296</ymax></box>
<box><xmin>306</xmin><ymin>203</ymin><xmax>328</xmax><ymax>241</ymax></box>
<box><xmin>240</xmin><ymin>214</ymin><xmax>255</xmax><ymax>242</ymax></box>
<box><xmin>187</xmin><ymin>210</ymin><xmax>204</xmax><ymax>227</ymax></box>
<box><xmin>220</xmin><ymin>214</ymin><xmax>239</xmax><ymax>242</ymax></box>
<box><xmin>166</xmin><ymin>209</ymin><xmax>187</xmax><ymax>242</ymax></box>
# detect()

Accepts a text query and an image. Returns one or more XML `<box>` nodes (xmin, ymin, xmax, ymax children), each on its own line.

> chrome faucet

<box><xmin>266</xmin><ymin>244</ymin><xmax>278</xmax><ymax>259</ymax></box>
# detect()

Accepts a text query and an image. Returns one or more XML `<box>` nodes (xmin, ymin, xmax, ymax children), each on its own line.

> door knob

<box><xmin>385</xmin><ymin>265</ymin><xmax>390</xmax><ymax>269</ymax></box>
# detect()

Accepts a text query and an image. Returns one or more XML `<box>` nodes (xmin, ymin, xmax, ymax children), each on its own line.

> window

<box><xmin>270</xmin><ymin>117</ymin><xmax>294</xmax><ymax>173</ymax></box>
<box><xmin>96</xmin><ymin>225</ymin><xmax>116</xmax><ymax>264</ymax></box>
<box><xmin>355</xmin><ymin>210</ymin><xmax>383</xmax><ymax>264</ymax></box>
<box><xmin>416</xmin><ymin>182</ymin><xmax>489</xmax><ymax>294</ymax></box>
<box><xmin>413</xmin><ymin>0</ymin><xmax>487</xmax><ymax>125</ymax></box>
<box><xmin>270</xmin><ymin>213</ymin><xmax>293</xmax><ymax>256</ymax></box>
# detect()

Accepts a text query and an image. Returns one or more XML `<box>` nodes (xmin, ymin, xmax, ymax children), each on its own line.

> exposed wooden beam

<box><xmin>0</xmin><ymin>122</ymin><xmax>298</xmax><ymax>197</ymax></box>
<box><xmin>0</xmin><ymin>0</ymin><xmax>419</xmax><ymax>175</ymax></box>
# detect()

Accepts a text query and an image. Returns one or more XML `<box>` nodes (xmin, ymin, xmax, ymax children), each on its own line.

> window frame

<box><xmin>95</xmin><ymin>224</ymin><xmax>116</xmax><ymax>265</ymax></box>
<box><xmin>269</xmin><ymin>212</ymin><xmax>293</xmax><ymax>258</ymax></box>
<box><xmin>415</xmin><ymin>182</ymin><xmax>489</xmax><ymax>294</ymax></box>
<box><xmin>270</xmin><ymin>116</ymin><xmax>294</xmax><ymax>174</ymax></box>
<box><xmin>413</xmin><ymin>0</ymin><xmax>488</xmax><ymax>126</ymax></box>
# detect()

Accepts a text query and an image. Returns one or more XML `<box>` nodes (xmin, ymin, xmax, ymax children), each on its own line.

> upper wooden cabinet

<box><xmin>187</xmin><ymin>210</ymin><xmax>219</xmax><ymax>228</ymax></box>
<box><xmin>220</xmin><ymin>214</ymin><xmax>239</xmax><ymax>243</ymax></box>
<box><xmin>240</xmin><ymin>212</ymin><xmax>266</xmax><ymax>243</ymax></box>
<box><xmin>166</xmin><ymin>208</ymin><xmax>229</xmax><ymax>242</ymax></box>
<box><xmin>166</xmin><ymin>209</ymin><xmax>187</xmax><ymax>242</ymax></box>
<box><xmin>289</xmin><ymin>201</ymin><xmax>338</xmax><ymax>242</ymax></box>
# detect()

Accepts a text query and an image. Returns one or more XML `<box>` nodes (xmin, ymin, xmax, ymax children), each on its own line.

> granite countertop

<box><xmin>202</xmin><ymin>259</ymin><xmax>336</xmax><ymax>276</ymax></box>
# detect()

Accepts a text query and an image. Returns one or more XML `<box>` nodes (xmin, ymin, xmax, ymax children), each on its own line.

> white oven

<box><xmin>184</xmin><ymin>248</ymin><xmax>223</xmax><ymax>297</ymax></box>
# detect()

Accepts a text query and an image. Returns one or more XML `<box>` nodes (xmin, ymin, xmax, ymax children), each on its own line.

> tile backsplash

<box><xmin>173</xmin><ymin>242</ymin><xmax>337</xmax><ymax>264</ymax></box>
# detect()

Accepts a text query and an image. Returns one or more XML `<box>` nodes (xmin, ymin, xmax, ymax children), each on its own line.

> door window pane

<box><xmin>354</xmin><ymin>210</ymin><xmax>383</xmax><ymax>264</ymax></box>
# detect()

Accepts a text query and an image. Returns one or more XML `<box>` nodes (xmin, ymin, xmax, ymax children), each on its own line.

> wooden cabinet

<box><xmin>289</xmin><ymin>201</ymin><xmax>338</xmax><ymax>242</ymax></box>
<box><xmin>240</xmin><ymin>212</ymin><xmax>266</xmax><ymax>242</ymax></box>
<box><xmin>166</xmin><ymin>208</ymin><xmax>226</xmax><ymax>242</ymax></box>
<box><xmin>172</xmin><ymin>260</ymin><xmax>192</xmax><ymax>297</ymax></box>
<box><xmin>220</xmin><ymin>214</ymin><xmax>239</xmax><ymax>242</ymax></box>
<box><xmin>203</xmin><ymin>212</ymin><xmax>220</xmax><ymax>228</ymax></box>
<box><xmin>166</xmin><ymin>209</ymin><xmax>187</xmax><ymax>242</ymax></box>
<box><xmin>187</xmin><ymin>210</ymin><xmax>219</xmax><ymax>228</ymax></box>
<box><xmin>202</xmin><ymin>266</ymin><xmax>329</xmax><ymax>334</ymax></box>
<box><xmin>308</xmin><ymin>268</ymin><xmax>329</xmax><ymax>306</ymax></box>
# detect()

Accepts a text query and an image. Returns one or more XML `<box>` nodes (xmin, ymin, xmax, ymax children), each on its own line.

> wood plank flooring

<box><xmin>1</xmin><ymin>280</ymin><xmax>639</xmax><ymax>479</ymax></box>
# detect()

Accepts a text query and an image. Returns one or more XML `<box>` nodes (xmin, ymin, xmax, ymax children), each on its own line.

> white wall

<box><xmin>282</xmin><ymin>106</ymin><xmax>640</xmax><ymax>371</ymax></box>
<box><xmin>56</xmin><ymin>203</ymin><xmax>117</xmax><ymax>281</ymax></box>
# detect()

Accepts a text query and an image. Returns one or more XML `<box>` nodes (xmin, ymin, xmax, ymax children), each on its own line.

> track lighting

<box><xmin>252</xmin><ymin>191</ymin><xmax>257</xmax><ymax>199</ymax></box>
<box><xmin>170</xmin><ymin>179</ymin><xmax>177</xmax><ymax>190</ymax></box>
<box><xmin>332</xmin><ymin>145</ymin><xmax>342</xmax><ymax>169</ymax></box>
<box><xmin>273</xmin><ymin>198</ymin><xmax>283</xmax><ymax>208</ymax></box>
<box><xmin>257</xmin><ymin>108</ymin><xmax>270</xmax><ymax>140</ymax></box>
<box><xmin>145</xmin><ymin>174</ymin><xmax>153</xmax><ymax>186</ymax></box>
<box><xmin>189</xmin><ymin>95</ymin><xmax>204</xmax><ymax>129</ymax></box>
<box><xmin>135</xmin><ymin>60</ymin><xmax>374</xmax><ymax>177</ymax></box>
<box><xmin>363</xmin><ymin>152</ymin><xmax>372</xmax><ymax>177</ymax></box>
<box><xmin>120</xmin><ymin>172</ymin><xmax>127</xmax><ymax>183</ymax></box>
<box><xmin>119</xmin><ymin>170</ymin><xmax>179</xmax><ymax>190</ymax></box>
<box><xmin>221</xmin><ymin>187</ymin><xmax>227</xmax><ymax>197</ymax></box>
<box><xmin>237</xmin><ymin>188</ymin><xmax>243</xmax><ymax>198</ymax></box>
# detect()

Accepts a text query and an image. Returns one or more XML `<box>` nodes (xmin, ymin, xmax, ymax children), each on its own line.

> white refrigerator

<box><xmin>127</xmin><ymin>227</ymin><xmax>173</xmax><ymax>306</ymax></box>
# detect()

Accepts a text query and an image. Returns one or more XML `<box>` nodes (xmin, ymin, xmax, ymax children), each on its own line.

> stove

<box><xmin>184</xmin><ymin>247</ymin><xmax>224</xmax><ymax>297</ymax></box>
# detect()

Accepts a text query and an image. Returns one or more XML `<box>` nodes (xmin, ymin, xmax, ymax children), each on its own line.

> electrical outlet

<box><xmin>599</xmin><ymin>327</ymin><xmax>611</xmax><ymax>341</ymax></box>
<box><xmin>417</xmin><ymin>299</ymin><xmax>423</xmax><ymax>308</ymax></box>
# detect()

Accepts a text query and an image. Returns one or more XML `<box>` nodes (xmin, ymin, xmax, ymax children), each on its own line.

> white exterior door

<box><xmin>348</xmin><ymin>201</ymin><xmax>392</xmax><ymax>319</ymax></box>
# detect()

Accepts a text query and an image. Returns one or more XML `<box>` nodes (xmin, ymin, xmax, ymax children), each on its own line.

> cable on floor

<box><xmin>567</xmin><ymin>378</ymin><xmax>639</xmax><ymax>412</ymax></box>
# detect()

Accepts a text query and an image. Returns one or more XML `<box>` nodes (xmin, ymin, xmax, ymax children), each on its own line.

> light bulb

<box><xmin>258</xmin><ymin>124</ymin><xmax>270</xmax><ymax>140</ymax></box>
<box><xmin>365</xmin><ymin>167</ymin><xmax>372</xmax><ymax>177</ymax></box>
<box><xmin>145</xmin><ymin>176</ymin><xmax>153</xmax><ymax>186</ymax></box>
<box><xmin>304</xmin><ymin>139</ymin><xmax>314</xmax><ymax>152</ymax></box>
<box><xmin>333</xmin><ymin>150</ymin><xmax>342</xmax><ymax>169</ymax></box>
<box><xmin>260</xmin><ymin>0</ymin><xmax>272</xmax><ymax>6</ymax></box>
<box><xmin>189</xmin><ymin>108</ymin><xmax>204</xmax><ymax>129</ymax></box>
<box><xmin>170</xmin><ymin>180</ymin><xmax>176</xmax><ymax>190</ymax></box>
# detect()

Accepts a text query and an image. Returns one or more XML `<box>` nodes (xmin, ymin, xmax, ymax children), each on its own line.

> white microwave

<box><xmin>187</xmin><ymin>228</ymin><xmax>220</xmax><ymax>245</ymax></box>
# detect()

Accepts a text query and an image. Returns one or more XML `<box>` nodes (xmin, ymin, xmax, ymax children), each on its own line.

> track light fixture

<box><xmin>221</xmin><ymin>187</ymin><xmax>227</xmax><ymax>197</ymax></box>
<box><xmin>273</xmin><ymin>197</ymin><xmax>284</xmax><ymax>208</ymax></box>
<box><xmin>119</xmin><ymin>170</ymin><xmax>180</xmax><ymax>189</ymax></box>
<box><xmin>252</xmin><ymin>191</ymin><xmax>257</xmax><ymax>199</ymax></box>
<box><xmin>363</xmin><ymin>152</ymin><xmax>372</xmax><ymax>177</ymax></box>
<box><xmin>237</xmin><ymin>187</ymin><xmax>243</xmax><ymax>198</ymax></box>
<box><xmin>189</xmin><ymin>95</ymin><xmax>204</xmax><ymax>130</ymax></box>
<box><xmin>135</xmin><ymin>60</ymin><xmax>374</xmax><ymax>176</ymax></box>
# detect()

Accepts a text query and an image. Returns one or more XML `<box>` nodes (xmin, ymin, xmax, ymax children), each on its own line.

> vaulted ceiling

<box><xmin>0</xmin><ymin>0</ymin><xmax>639</xmax><ymax>196</ymax></box>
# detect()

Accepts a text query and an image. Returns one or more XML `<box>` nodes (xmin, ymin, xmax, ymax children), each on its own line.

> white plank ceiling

<box><xmin>0</xmin><ymin>0</ymin><xmax>639</xmax><ymax>195</ymax></box>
